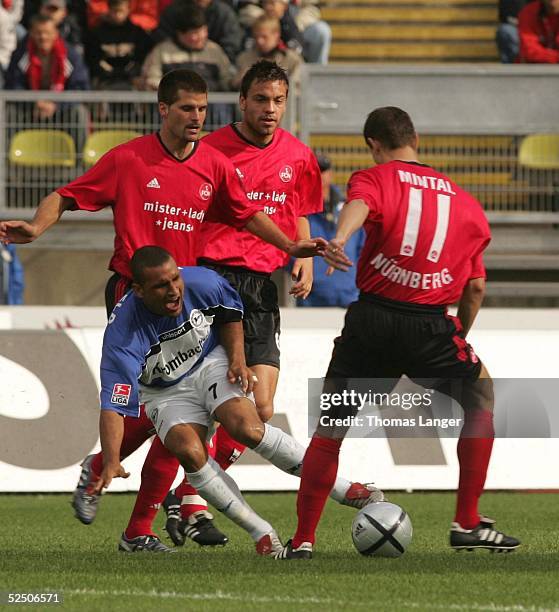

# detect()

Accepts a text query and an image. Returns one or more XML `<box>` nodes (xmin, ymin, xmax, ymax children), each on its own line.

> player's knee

<box><xmin>164</xmin><ymin>429</ymin><xmax>207</xmax><ymax>471</ymax></box>
<box><xmin>229</xmin><ymin>417</ymin><xmax>265</xmax><ymax>448</ymax></box>
<box><xmin>255</xmin><ymin>401</ymin><xmax>274</xmax><ymax>423</ymax></box>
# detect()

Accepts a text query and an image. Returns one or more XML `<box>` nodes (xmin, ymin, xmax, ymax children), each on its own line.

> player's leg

<box><xmin>123</xmin><ymin>435</ymin><xmax>180</xmax><ymax>539</ymax></box>
<box><xmin>447</xmin><ymin>367</ymin><xmax>519</xmax><ymax>551</ymax></box>
<box><xmin>149</xmin><ymin>381</ymin><xmax>282</xmax><ymax>556</ymax></box>
<box><xmin>72</xmin><ymin>407</ymin><xmax>154</xmax><ymax>525</ymax></box>
<box><xmin>279</xmin><ymin>299</ymin><xmax>389</xmax><ymax>559</ymax></box>
<box><xmin>409</xmin><ymin>311</ymin><xmax>520</xmax><ymax>551</ymax></box>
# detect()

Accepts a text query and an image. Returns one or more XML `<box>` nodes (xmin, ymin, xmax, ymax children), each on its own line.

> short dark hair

<box><xmin>130</xmin><ymin>246</ymin><xmax>173</xmax><ymax>284</ymax></box>
<box><xmin>239</xmin><ymin>60</ymin><xmax>289</xmax><ymax>98</ymax></box>
<box><xmin>30</xmin><ymin>13</ymin><xmax>56</xmax><ymax>28</ymax></box>
<box><xmin>157</xmin><ymin>69</ymin><xmax>208</xmax><ymax>105</ymax></box>
<box><xmin>363</xmin><ymin>107</ymin><xmax>416</xmax><ymax>151</ymax></box>
<box><xmin>108</xmin><ymin>0</ymin><xmax>129</xmax><ymax>8</ymax></box>
<box><xmin>175</xmin><ymin>5</ymin><xmax>207</xmax><ymax>32</ymax></box>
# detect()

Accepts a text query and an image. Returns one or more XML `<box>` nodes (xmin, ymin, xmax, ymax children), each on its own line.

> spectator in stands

<box><xmin>296</xmin><ymin>154</ymin><xmax>363</xmax><ymax>307</ymax></box>
<box><xmin>85</xmin><ymin>0</ymin><xmax>153</xmax><ymax>90</ymax></box>
<box><xmin>233</xmin><ymin>15</ymin><xmax>301</xmax><ymax>88</ymax></box>
<box><xmin>290</xmin><ymin>0</ymin><xmax>331</xmax><ymax>64</ymax></box>
<box><xmin>87</xmin><ymin>0</ymin><xmax>159</xmax><ymax>32</ymax></box>
<box><xmin>1</xmin><ymin>244</ymin><xmax>25</xmax><ymax>305</ymax></box>
<box><xmin>517</xmin><ymin>0</ymin><xmax>559</xmax><ymax>62</ymax></box>
<box><xmin>141</xmin><ymin>6</ymin><xmax>233</xmax><ymax>91</ymax></box>
<box><xmin>0</xmin><ymin>0</ymin><xmax>24</xmax><ymax>80</ymax></box>
<box><xmin>157</xmin><ymin>0</ymin><xmax>243</xmax><ymax>64</ymax></box>
<box><xmin>496</xmin><ymin>0</ymin><xmax>529</xmax><ymax>63</ymax></box>
<box><xmin>0</xmin><ymin>10</ymin><xmax>20</xmax><ymax>85</ymax></box>
<box><xmin>261</xmin><ymin>0</ymin><xmax>303</xmax><ymax>54</ymax></box>
<box><xmin>6</xmin><ymin>14</ymin><xmax>89</xmax><ymax>99</ymax></box>
<box><xmin>39</xmin><ymin>0</ymin><xmax>83</xmax><ymax>54</ymax></box>
<box><xmin>5</xmin><ymin>14</ymin><xmax>89</xmax><ymax>148</ymax></box>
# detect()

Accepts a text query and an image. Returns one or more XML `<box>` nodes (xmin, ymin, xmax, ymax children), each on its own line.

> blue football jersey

<box><xmin>100</xmin><ymin>266</ymin><xmax>243</xmax><ymax>417</ymax></box>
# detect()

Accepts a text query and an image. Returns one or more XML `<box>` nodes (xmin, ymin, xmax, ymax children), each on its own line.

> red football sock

<box><xmin>292</xmin><ymin>435</ymin><xmax>342</xmax><ymax>548</ymax></box>
<box><xmin>90</xmin><ymin>407</ymin><xmax>153</xmax><ymax>484</ymax></box>
<box><xmin>177</xmin><ymin>426</ymin><xmax>247</xmax><ymax>519</ymax></box>
<box><xmin>125</xmin><ymin>436</ymin><xmax>180</xmax><ymax>538</ymax></box>
<box><xmin>213</xmin><ymin>425</ymin><xmax>247</xmax><ymax>470</ymax></box>
<box><xmin>454</xmin><ymin>409</ymin><xmax>494</xmax><ymax>529</ymax></box>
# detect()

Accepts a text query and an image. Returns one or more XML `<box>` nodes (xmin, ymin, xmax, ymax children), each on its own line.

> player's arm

<box><xmin>324</xmin><ymin>199</ymin><xmax>369</xmax><ymax>272</ymax></box>
<box><xmin>290</xmin><ymin>216</ymin><xmax>314</xmax><ymax>299</ymax></box>
<box><xmin>219</xmin><ymin>320</ymin><xmax>256</xmax><ymax>394</ymax></box>
<box><xmin>456</xmin><ymin>277</ymin><xmax>486</xmax><ymax>337</ymax></box>
<box><xmin>0</xmin><ymin>192</ymin><xmax>75</xmax><ymax>244</ymax></box>
<box><xmin>92</xmin><ymin>409</ymin><xmax>130</xmax><ymax>494</ymax></box>
<box><xmin>244</xmin><ymin>211</ymin><xmax>330</xmax><ymax>260</ymax></box>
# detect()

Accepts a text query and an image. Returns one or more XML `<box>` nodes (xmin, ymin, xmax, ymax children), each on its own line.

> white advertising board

<box><xmin>1</xmin><ymin>307</ymin><xmax>558</xmax><ymax>491</ymax></box>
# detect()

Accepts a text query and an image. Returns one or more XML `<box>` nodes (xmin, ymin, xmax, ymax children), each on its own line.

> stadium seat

<box><xmin>518</xmin><ymin>134</ymin><xmax>559</xmax><ymax>170</ymax></box>
<box><xmin>82</xmin><ymin>130</ymin><xmax>141</xmax><ymax>166</ymax></box>
<box><xmin>9</xmin><ymin>129</ymin><xmax>76</xmax><ymax>167</ymax></box>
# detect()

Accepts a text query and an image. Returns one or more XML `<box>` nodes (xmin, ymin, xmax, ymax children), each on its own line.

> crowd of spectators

<box><xmin>497</xmin><ymin>0</ymin><xmax>559</xmax><ymax>63</ymax></box>
<box><xmin>0</xmin><ymin>0</ymin><xmax>331</xmax><ymax>94</ymax></box>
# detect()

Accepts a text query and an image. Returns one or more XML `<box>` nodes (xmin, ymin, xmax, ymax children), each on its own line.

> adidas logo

<box><xmin>147</xmin><ymin>177</ymin><xmax>160</xmax><ymax>188</ymax></box>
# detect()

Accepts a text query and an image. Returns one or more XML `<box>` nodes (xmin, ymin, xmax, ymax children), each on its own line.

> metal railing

<box><xmin>0</xmin><ymin>90</ymin><xmax>296</xmax><ymax>215</ymax></box>
<box><xmin>301</xmin><ymin>64</ymin><xmax>559</xmax><ymax>219</ymax></box>
<box><xmin>1</xmin><ymin>69</ymin><xmax>559</xmax><ymax>218</ymax></box>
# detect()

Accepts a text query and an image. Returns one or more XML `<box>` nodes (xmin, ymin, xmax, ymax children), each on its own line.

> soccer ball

<box><xmin>351</xmin><ymin>502</ymin><xmax>413</xmax><ymax>557</ymax></box>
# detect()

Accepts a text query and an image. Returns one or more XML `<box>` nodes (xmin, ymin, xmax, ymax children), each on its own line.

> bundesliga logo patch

<box><xmin>111</xmin><ymin>383</ymin><xmax>131</xmax><ymax>405</ymax></box>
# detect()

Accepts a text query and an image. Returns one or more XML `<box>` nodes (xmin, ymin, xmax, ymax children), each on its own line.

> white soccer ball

<box><xmin>351</xmin><ymin>502</ymin><xmax>413</xmax><ymax>557</ymax></box>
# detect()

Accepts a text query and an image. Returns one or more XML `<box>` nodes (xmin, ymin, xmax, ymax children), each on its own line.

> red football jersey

<box><xmin>347</xmin><ymin>161</ymin><xmax>491</xmax><ymax>305</ymax></box>
<box><xmin>57</xmin><ymin>134</ymin><xmax>256</xmax><ymax>278</ymax></box>
<box><xmin>198</xmin><ymin>125</ymin><xmax>323</xmax><ymax>273</ymax></box>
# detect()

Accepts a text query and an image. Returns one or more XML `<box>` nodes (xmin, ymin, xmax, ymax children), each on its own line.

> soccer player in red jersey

<box><xmin>275</xmin><ymin>107</ymin><xmax>521</xmax><ymax>559</ymax></box>
<box><xmin>161</xmin><ymin>60</ymin><xmax>384</xmax><ymax>547</ymax></box>
<box><xmin>0</xmin><ymin>68</ymin><xmax>328</xmax><ymax>552</ymax></box>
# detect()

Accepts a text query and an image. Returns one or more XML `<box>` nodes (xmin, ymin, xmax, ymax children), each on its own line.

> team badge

<box><xmin>279</xmin><ymin>165</ymin><xmax>293</xmax><ymax>183</ymax></box>
<box><xmin>111</xmin><ymin>383</ymin><xmax>131</xmax><ymax>405</ymax></box>
<box><xmin>199</xmin><ymin>183</ymin><xmax>212</xmax><ymax>200</ymax></box>
<box><xmin>190</xmin><ymin>309</ymin><xmax>205</xmax><ymax>328</ymax></box>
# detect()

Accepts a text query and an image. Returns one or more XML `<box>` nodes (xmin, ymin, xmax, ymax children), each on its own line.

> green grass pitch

<box><xmin>2</xmin><ymin>492</ymin><xmax>559</xmax><ymax>611</ymax></box>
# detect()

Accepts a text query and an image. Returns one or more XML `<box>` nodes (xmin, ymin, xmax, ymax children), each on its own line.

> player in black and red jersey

<box><xmin>161</xmin><ymin>61</ymin><xmax>384</xmax><ymax>547</ymax></box>
<box><xmin>275</xmin><ymin>106</ymin><xmax>521</xmax><ymax>559</ymax></box>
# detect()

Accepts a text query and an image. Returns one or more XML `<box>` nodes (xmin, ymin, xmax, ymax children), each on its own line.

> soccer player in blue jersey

<box><xmin>95</xmin><ymin>246</ymin><xmax>367</xmax><ymax>553</ymax></box>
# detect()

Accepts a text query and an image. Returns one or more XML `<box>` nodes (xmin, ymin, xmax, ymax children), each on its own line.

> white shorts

<box><xmin>141</xmin><ymin>346</ymin><xmax>255</xmax><ymax>443</ymax></box>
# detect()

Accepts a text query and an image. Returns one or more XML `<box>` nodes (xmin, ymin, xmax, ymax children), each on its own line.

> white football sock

<box><xmin>186</xmin><ymin>460</ymin><xmax>272</xmax><ymax>542</ymax></box>
<box><xmin>252</xmin><ymin>423</ymin><xmax>352</xmax><ymax>502</ymax></box>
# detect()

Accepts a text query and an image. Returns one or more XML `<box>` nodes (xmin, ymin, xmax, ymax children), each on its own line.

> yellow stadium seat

<box><xmin>82</xmin><ymin>130</ymin><xmax>142</xmax><ymax>166</ymax></box>
<box><xmin>9</xmin><ymin>129</ymin><xmax>76</xmax><ymax>167</ymax></box>
<box><xmin>518</xmin><ymin>134</ymin><xmax>559</xmax><ymax>170</ymax></box>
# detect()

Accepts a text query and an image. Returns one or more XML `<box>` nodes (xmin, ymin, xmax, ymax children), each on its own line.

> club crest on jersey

<box><xmin>111</xmin><ymin>383</ymin><xmax>131</xmax><ymax>405</ymax></box>
<box><xmin>190</xmin><ymin>309</ymin><xmax>205</xmax><ymax>329</ymax></box>
<box><xmin>279</xmin><ymin>165</ymin><xmax>293</xmax><ymax>183</ymax></box>
<box><xmin>199</xmin><ymin>183</ymin><xmax>212</xmax><ymax>200</ymax></box>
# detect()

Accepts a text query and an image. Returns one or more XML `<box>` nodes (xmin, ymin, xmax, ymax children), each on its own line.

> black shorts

<box><xmin>199</xmin><ymin>259</ymin><xmax>281</xmax><ymax>368</ymax></box>
<box><xmin>104</xmin><ymin>273</ymin><xmax>132</xmax><ymax>319</ymax></box>
<box><xmin>327</xmin><ymin>293</ymin><xmax>482</xmax><ymax>382</ymax></box>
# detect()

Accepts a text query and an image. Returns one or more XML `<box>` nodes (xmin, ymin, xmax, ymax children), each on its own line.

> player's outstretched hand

<box><xmin>91</xmin><ymin>462</ymin><xmax>130</xmax><ymax>494</ymax></box>
<box><xmin>287</xmin><ymin>237</ymin><xmax>328</xmax><ymax>259</ymax></box>
<box><xmin>324</xmin><ymin>238</ymin><xmax>353</xmax><ymax>273</ymax></box>
<box><xmin>290</xmin><ymin>258</ymin><xmax>313</xmax><ymax>299</ymax></box>
<box><xmin>228</xmin><ymin>362</ymin><xmax>258</xmax><ymax>395</ymax></box>
<box><xmin>0</xmin><ymin>220</ymin><xmax>39</xmax><ymax>244</ymax></box>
